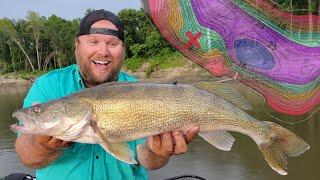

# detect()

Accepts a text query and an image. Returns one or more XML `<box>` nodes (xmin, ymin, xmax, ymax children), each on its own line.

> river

<box><xmin>0</xmin><ymin>83</ymin><xmax>319</xmax><ymax>180</ymax></box>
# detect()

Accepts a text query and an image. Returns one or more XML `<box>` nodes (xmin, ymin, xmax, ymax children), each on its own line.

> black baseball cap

<box><xmin>77</xmin><ymin>9</ymin><xmax>124</xmax><ymax>41</ymax></box>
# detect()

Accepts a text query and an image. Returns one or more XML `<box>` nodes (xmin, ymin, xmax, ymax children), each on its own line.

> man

<box><xmin>15</xmin><ymin>9</ymin><xmax>199</xmax><ymax>180</ymax></box>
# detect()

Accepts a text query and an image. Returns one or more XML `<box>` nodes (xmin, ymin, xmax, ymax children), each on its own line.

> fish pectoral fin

<box><xmin>199</xmin><ymin>130</ymin><xmax>235</xmax><ymax>151</ymax></box>
<box><xmin>193</xmin><ymin>82</ymin><xmax>252</xmax><ymax>110</ymax></box>
<box><xmin>90</xmin><ymin>121</ymin><xmax>137</xmax><ymax>164</ymax></box>
<box><xmin>99</xmin><ymin>142</ymin><xmax>137</xmax><ymax>164</ymax></box>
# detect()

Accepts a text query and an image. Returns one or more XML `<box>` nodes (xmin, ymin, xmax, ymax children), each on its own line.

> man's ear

<box><xmin>75</xmin><ymin>38</ymin><xmax>79</xmax><ymax>48</ymax></box>
<box><xmin>75</xmin><ymin>38</ymin><xmax>80</xmax><ymax>54</ymax></box>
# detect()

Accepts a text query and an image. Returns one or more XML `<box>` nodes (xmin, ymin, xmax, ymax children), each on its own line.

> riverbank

<box><xmin>0</xmin><ymin>75</ymin><xmax>31</xmax><ymax>93</ymax></box>
<box><xmin>128</xmin><ymin>61</ymin><xmax>216</xmax><ymax>83</ymax></box>
<box><xmin>0</xmin><ymin>76</ymin><xmax>30</xmax><ymax>84</ymax></box>
<box><xmin>0</xmin><ymin>61</ymin><xmax>216</xmax><ymax>87</ymax></box>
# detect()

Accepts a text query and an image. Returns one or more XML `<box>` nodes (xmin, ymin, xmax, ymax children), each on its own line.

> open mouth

<box><xmin>10</xmin><ymin>120</ymin><xmax>28</xmax><ymax>133</ymax></box>
<box><xmin>10</xmin><ymin>123</ymin><xmax>25</xmax><ymax>133</ymax></box>
<box><xmin>11</xmin><ymin>112</ymin><xmax>34</xmax><ymax>133</ymax></box>
<box><xmin>93</xmin><ymin>60</ymin><xmax>111</xmax><ymax>66</ymax></box>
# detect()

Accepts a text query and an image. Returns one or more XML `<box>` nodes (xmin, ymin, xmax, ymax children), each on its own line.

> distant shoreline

<box><xmin>0</xmin><ymin>76</ymin><xmax>31</xmax><ymax>85</ymax></box>
<box><xmin>0</xmin><ymin>65</ymin><xmax>216</xmax><ymax>91</ymax></box>
<box><xmin>128</xmin><ymin>63</ymin><xmax>216</xmax><ymax>83</ymax></box>
<box><xmin>0</xmin><ymin>76</ymin><xmax>32</xmax><ymax>94</ymax></box>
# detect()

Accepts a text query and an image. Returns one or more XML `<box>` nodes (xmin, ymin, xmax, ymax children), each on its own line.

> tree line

<box><xmin>0</xmin><ymin>9</ymin><xmax>174</xmax><ymax>74</ymax></box>
<box><xmin>1</xmin><ymin>1</ymin><xmax>317</xmax><ymax>74</ymax></box>
<box><xmin>277</xmin><ymin>0</ymin><xmax>319</xmax><ymax>15</ymax></box>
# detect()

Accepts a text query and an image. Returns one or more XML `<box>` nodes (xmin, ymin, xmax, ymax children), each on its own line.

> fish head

<box><xmin>11</xmin><ymin>98</ymin><xmax>92</xmax><ymax>136</ymax></box>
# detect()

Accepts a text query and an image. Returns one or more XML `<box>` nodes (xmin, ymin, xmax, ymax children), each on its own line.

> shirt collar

<box><xmin>74</xmin><ymin>65</ymin><xmax>85</xmax><ymax>90</ymax></box>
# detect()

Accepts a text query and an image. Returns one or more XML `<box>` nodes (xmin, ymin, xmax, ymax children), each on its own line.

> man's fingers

<box><xmin>147</xmin><ymin>127</ymin><xmax>199</xmax><ymax>157</ymax></box>
<box><xmin>161</xmin><ymin>132</ymin><xmax>174</xmax><ymax>155</ymax></box>
<box><xmin>184</xmin><ymin>126</ymin><xmax>200</xmax><ymax>143</ymax></box>
<box><xmin>172</xmin><ymin>131</ymin><xmax>187</xmax><ymax>154</ymax></box>
<box><xmin>34</xmin><ymin>135</ymin><xmax>71</xmax><ymax>149</ymax></box>
<box><xmin>147</xmin><ymin>135</ymin><xmax>161</xmax><ymax>155</ymax></box>
<box><xmin>56</xmin><ymin>141</ymin><xmax>73</xmax><ymax>149</ymax></box>
<box><xmin>46</xmin><ymin>137</ymin><xmax>63</xmax><ymax>149</ymax></box>
<box><xmin>34</xmin><ymin>135</ymin><xmax>52</xmax><ymax>144</ymax></box>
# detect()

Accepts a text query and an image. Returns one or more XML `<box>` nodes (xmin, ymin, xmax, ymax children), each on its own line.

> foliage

<box><xmin>118</xmin><ymin>9</ymin><xmax>175</xmax><ymax>59</ymax></box>
<box><xmin>145</xmin><ymin>52</ymin><xmax>185</xmax><ymax>77</ymax></box>
<box><xmin>0</xmin><ymin>18</ymin><xmax>35</xmax><ymax>71</ymax></box>
<box><xmin>1</xmin><ymin>3</ymin><xmax>317</xmax><ymax>76</ymax></box>
<box><xmin>26</xmin><ymin>11</ymin><xmax>45</xmax><ymax>70</ymax></box>
<box><xmin>0</xmin><ymin>8</ymin><xmax>178</xmax><ymax>76</ymax></box>
<box><xmin>0</xmin><ymin>12</ymin><xmax>79</xmax><ymax>73</ymax></box>
<box><xmin>125</xmin><ymin>51</ymin><xmax>185</xmax><ymax>77</ymax></box>
<box><xmin>124</xmin><ymin>57</ymin><xmax>144</xmax><ymax>71</ymax></box>
<box><xmin>277</xmin><ymin>0</ymin><xmax>319</xmax><ymax>14</ymax></box>
<box><xmin>6</xmin><ymin>69</ymin><xmax>47</xmax><ymax>80</ymax></box>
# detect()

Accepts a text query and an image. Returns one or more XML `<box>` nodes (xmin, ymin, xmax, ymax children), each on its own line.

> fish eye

<box><xmin>31</xmin><ymin>105</ymin><xmax>42</xmax><ymax>114</ymax></box>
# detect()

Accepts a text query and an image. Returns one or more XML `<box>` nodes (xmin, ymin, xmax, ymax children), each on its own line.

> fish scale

<box><xmin>11</xmin><ymin>82</ymin><xmax>310</xmax><ymax>175</ymax></box>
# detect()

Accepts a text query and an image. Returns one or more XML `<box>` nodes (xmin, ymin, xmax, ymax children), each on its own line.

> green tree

<box><xmin>0</xmin><ymin>18</ymin><xmax>35</xmax><ymax>71</ymax></box>
<box><xmin>118</xmin><ymin>9</ymin><xmax>174</xmax><ymax>59</ymax></box>
<box><xmin>118</xmin><ymin>9</ymin><xmax>154</xmax><ymax>58</ymax></box>
<box><xmin>278</xmin><ymin>0</ymin><xmax>319</xmax><ymax>14</ymax></box>
<box><xmin>44</xmin><ymin>15</ymin><xmax>78</xmax><ymax>69</ymax></box>
<box><xmin>85</xmin><ymin>8</ymin><xmax>96</xmax><ymax>16</ymax></box>
<box><xmin>0</xmin><ymin>31</ymin><xmax>13</xmax><ymax>72</ymax></box>
<box><xmin>26</xmin><ymin>11</ymin><xmax>45</xmax><ymax>70</ymax></box>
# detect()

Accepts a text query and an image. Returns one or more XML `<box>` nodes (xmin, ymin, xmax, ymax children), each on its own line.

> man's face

<box><xmin>75</xmin><ymin>20</ymin><xmax>125</xmax><ymax>87</ymax></box>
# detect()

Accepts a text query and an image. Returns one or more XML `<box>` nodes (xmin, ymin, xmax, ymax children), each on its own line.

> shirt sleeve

<box><xmin>23</xmin><ymin>80</ymin><xmax>50</xmax><ymax>108</ymax></box>
<box><xmin>135</xmin><ymin>138</ymin><xmax>146</xmax><ymax>146</ymax></box>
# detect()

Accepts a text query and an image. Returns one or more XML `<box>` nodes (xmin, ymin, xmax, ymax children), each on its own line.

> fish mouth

<box><xmin>11</xmin><ymin>111</ymin><xmax>37</xmax><ymax>133</ymax></box>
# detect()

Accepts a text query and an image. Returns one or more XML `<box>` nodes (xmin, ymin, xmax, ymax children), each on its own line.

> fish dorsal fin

<box><xmin>193</xmin><ymin>81</ymin><xmax>252</xmax><ymax>110</ymax></box>
<box><xmin>90</xmin><ymin>121</ymin><xmax>137</xmax><ymax>164</ymax></box>
<box><xmin>199</xmin><ymin>130</ymin><xmax>235</xmax><ymax>151</ymax></box>
<box><xmin>172</xmin><ymin>80</ymin><xmax>178</xmax><ymax>85</ymax></box>
<box><xmin>95</xmin><ymin>81</ymin><xmax>136</xmax><ymax>88</ymax></box>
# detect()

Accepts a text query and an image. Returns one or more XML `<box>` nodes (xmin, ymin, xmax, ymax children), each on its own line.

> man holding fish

<box><xmin>12</xmin><ymin>8</ymin><xmax>310</xmax><ymax>180</ymax></box>
<box><xmin>14</xmin><ymin>9</ymin><xmax>199</xmax><ymax>180</ymax></box>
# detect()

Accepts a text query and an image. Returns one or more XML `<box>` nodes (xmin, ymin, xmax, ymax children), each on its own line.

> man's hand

<box><xmin>147</xmin><ymin>126</ymin><xmax>199</xmax><ymax>157</ymax></box>
<box><xmin>137</xmin><ymin>126</ymin><xmax>199</xmax><ymax>170</ymax></box>
<box><xmin>15</xmin><ymin>134</ymin><xmax>72</xmax><ymax>169</ymax></box>
<box><xmin>34</xmin><ymin>135</ymin><xmax>72</xmax><ymax>149</ymax></box>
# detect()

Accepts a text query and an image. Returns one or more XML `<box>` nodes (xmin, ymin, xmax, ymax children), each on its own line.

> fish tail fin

<box><xmin>258</xmin><ymin>121</ymin><xmax>310</xmax><ymax>175</ymax></box>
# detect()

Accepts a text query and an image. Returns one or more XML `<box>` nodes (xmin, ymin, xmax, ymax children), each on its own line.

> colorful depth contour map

<box><xmin>141</xmin><ymin>0</ymin><xmax>320</xmax><ymax>120</ymax></box>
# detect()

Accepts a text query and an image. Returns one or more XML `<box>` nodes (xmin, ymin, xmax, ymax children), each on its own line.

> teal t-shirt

<box><xmin>23</xmin><ymin>64</ymin><xmax>147</xmax><ymax>180</ymax></box>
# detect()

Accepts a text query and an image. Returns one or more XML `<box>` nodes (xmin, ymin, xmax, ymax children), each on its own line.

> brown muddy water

<box><xmin>0</xmin><ymin>83</ymin><xmax>319</xmax><ymax>180</ymax></box>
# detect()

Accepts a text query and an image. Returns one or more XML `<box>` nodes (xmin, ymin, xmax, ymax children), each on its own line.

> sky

<box><xmin>0</xmin><ymin>0</ymin><xmax>141</xmax><ymax>20</ymax></box>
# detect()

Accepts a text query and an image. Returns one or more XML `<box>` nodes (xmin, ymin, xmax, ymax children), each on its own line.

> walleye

<box><xmin>11</xmin><ymin>82</ymin><xmax>310</xmax><ymax>175</ymax></box>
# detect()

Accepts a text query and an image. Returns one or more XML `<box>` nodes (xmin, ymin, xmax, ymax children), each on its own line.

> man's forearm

<box><xmin>137</xmin><ymin>143</ymin><xmax>171</xmax><ymax>170</ymax></box>
<box><xmin>15</xmin><ymin>134</ymin><xmax>62</xmax><ymax>169</ymax></box>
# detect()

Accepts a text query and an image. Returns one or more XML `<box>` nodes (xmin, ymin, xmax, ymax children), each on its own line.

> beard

<box><xmin>76</xmin><ymin>52</ymin><xmax>123</xmax><ymax>87</ymax></box>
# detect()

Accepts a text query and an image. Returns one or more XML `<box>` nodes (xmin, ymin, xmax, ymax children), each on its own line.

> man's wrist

<box><xmin>138</xmin><ymin>143</ymin><xmax>171</xmax><ymax>170</ymax></box>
